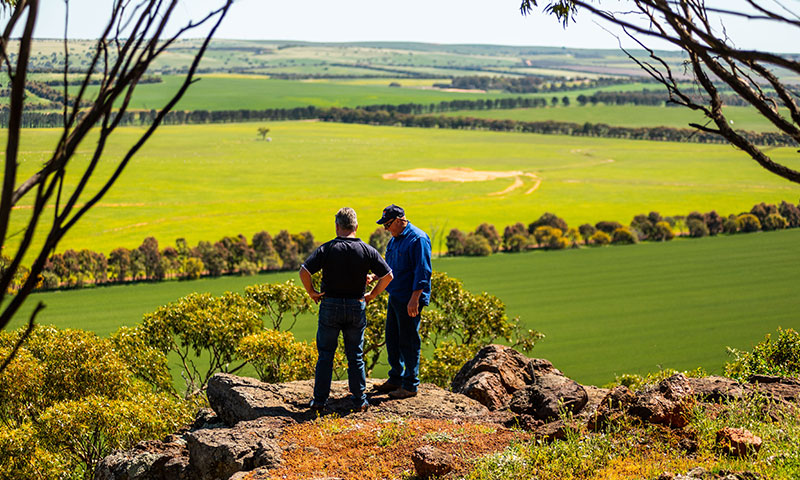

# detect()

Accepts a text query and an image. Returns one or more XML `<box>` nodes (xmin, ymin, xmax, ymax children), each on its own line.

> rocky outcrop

<box><xmin>95</xmin><ymin>347</ymin><xmax>798</xmax><ymax>480</ymax></box>
<box><xmin>96</xmin><ymin>375</ymin><xmax>489</xmax><ymax>480</ymax></box>
<box><xmin>748</xmin><ymin>375</ymin><xmax>800</xmax><ymax>402</ymax></box>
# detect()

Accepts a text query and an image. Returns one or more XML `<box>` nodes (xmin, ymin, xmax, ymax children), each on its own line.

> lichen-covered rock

<box><xmin>629</xmin><ymin>374</ymin><xmax>694</xmax><ymax>428</ymax></box>
<box><xmin>687</xmin><ymin>376</ymin><xmax>745</xmax><ymax>402</ymax></box>
<box><xmin>509</xmin><ymin>373</ymin><xmax>588</xmax><ymax>421</ymax></box>
<box><xmin>411</xmin><ymin>445</ymin><xmax>455</xmax><ymax>478</ymax></box>
<box><xmin>748</xmin><ymin>375</ymin><xmax>800</xmax><ymax>403</ymax></box>
<box><xmin>94</xmin><ymin>436</ymin><xmax>190</xmax><ymax>480</ymax></box>
<box><xmin>185</xmin><ymin>418</ymin><xmax>283</xmax><ymax>480</ymax></box>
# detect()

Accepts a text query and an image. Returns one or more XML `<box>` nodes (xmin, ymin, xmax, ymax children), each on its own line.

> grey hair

<box><xmin>335</xmin><ymin>207</ymin><xmax>358</xmax><ymax>231</ymax></box>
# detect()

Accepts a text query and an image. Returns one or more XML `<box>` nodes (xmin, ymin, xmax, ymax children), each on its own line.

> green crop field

<box><xmin>443</xmin><ymin>104</ymin><xmax>781</xmax><ymax>132</ymax></box>
<box><xmin>7</xmin><ymin>121</ymin><xmax>800</xmax><ymax>257</ymax></box>
<box><xmin>78</xmin><ymin>75</ymin><xmax>656</xmax><ymax>112</ymax></box>
<box><xmin>8</xmin><ymin>229</ymin><xmax>800</xmax><ymax>386</ymax></box>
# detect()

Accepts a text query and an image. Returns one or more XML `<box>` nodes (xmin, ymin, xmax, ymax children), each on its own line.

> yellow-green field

<box><xmin>7</xmin><ymin>121</ymin><xmax>800</xmax><ymax>256</ymax></box>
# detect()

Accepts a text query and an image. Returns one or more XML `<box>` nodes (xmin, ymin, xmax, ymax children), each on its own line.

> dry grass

<box><xmin>263</xmin><ymin>416</ymin><xmax>529</xmax><ymax>479</ymax></box>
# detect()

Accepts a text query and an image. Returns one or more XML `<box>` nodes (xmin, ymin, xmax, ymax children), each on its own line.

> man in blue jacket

<box><xmin>372</xmin><ymin>204</ymin><xmax>432</xmax><ymax>399</ymax></box>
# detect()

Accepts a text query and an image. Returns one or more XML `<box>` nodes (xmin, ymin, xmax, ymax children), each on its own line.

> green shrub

<box><xmin>446</xmin><ymin>228</ymin><xmax>467</xmax><ymax>256</ymax></box>
<box><xmin>463</xmin><ymin>233</ymin><xmax>492</xmax><ymax>256</ymax></box>
<box><xmin>762</xmin><ymin>213</ymin><xmax>787</xmax><ymax>231</ymax></box>
<box><xmin>505</xmin><ymin>233</ymin><xmax>529</xmax><ymax>252</ymax></box>
<box><xmin>237</xmin><ymin>329</ymin><xmax>316</xmax><ymax>383</ymax></box>
<box><xmin>140</xmin><ymin>291</ymin><xmax>264</xmax><ymax>396</ymax></box>
<box><xmin>589</xmin><ymin>230</ymin><xmax>611</xmax><ymax>246</ymax></box>
<box><xmin>611</xmin><ymin>227</ymin><xmax>637</xmax><ymax>245</ymax></box>
<box><xmin>687</xmin><ymin>218</ymin><xmax>709</xmax><ymax>237</ymax></box>
<box><xmin>722</xmin><ymin>215</ymin><xmax>738</xmax><ymax>234</ymax></box>
<box><xmin>725</xmin><ymin>327</ymin><xmax>800</xmax><ymax>381</ymax></box>
<box><xmin>735</xmin><ymin>213</ymin><xmax>761</xmax><ymax>233</ymax></box>
<box><xmin>420</xmin><ymin>341</ymin><xmax>478</xmax><ymax>389</ymax></box>
<box><xmin>244</xmin><ymin>280</ymin><xmax>314</xmax><ymax>331</ymax></box>
<box><xmin>651</xmin><ymin>221</ymin><xmax>674</xmax><ymax>241</ymax></box>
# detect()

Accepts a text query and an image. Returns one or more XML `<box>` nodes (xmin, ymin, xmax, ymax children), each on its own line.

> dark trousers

<box><xmin>385</xmin><ymin>294</ymin><xmax>422</xmax><ymax>392</ymax></box>
<box><xmin>314</xmin><ymin>297</ymin><xmax>367</xmax><ymax>407</ymax></box>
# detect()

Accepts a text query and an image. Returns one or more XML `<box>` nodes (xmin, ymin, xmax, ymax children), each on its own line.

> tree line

<box><xmin>436</xmin><ymin>75</ymin><xmax>632</xmax><ymax>93</ymax></box>
<box><xmin>318</xmin><ymin>108</ymin><xmax>799</xmax><ymax>147</ymax></box>
<box><xmin>2</xmin><ymin>229</ymin><xmax>318</xmax><ymax>294</ymax></box>
<box><xmin>576</xmin><ymin>89</ymin><xmax>781</xmax><ymax>108</ymax></box>
<box><xmin>4</xmin><ymin>100</ymin><xmax>797</xmax><ymax>148</ymax></box>
<box><xmin>443</xmin><ymin>199</ymin><xmax>800</xmax><ymax>257</ymax></box>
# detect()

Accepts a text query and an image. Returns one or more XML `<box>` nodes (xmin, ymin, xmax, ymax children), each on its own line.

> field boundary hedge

<box><xmin>4</xmin><ymin>100</ymin><xmax>795</xmax><ymax>147</ymax></box>
<box><xmin>5</xmin><ymin>200</ymin><xmax>798</xmax><ymax>294</ymax></box>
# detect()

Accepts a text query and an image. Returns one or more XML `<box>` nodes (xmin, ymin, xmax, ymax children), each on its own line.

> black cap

<box><xmin>376</xmin><ymin>204</ymin><xmax>404</xmax><ymax>224</ymax></box>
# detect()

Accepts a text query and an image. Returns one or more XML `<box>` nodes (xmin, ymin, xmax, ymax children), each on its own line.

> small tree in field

<box><xmin>257</xmin><ymin>127</ymin><xmax>271</xmax><ymax>140</ymax></box>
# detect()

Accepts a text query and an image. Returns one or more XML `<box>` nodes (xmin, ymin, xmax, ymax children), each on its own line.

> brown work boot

<box><xmin>372</xmin><ymin>380</ymin><xmax>400</xmax><ymax>394</ymax></box>
<box><xmin>388</xmin><ymin>387</ymin><xmax>417</xmax><ymax>399</ymax></box>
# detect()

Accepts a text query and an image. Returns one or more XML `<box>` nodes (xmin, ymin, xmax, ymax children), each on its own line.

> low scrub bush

<box><xmin>725</xmin><ymin>327</ymin><xmax>800</xmax><ymax>381</ymax></box>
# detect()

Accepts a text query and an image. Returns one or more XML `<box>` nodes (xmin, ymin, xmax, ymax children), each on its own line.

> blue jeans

<box><xmin>385</xmin><ymin>294</ymin><xmax>422</xmax><ymax>392</ymax></box>
<box><xmin>314</xmin><ymin>297</ymin><xmax>367</xmax><ymax>407</ymax></box>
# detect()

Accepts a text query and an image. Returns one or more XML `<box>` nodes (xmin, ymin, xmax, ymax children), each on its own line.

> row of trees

<box><xmin>444</xmin><ymin>200</ymin><xmax>800</xmax><ymax>257</ymax></box>
<box><xmin>438</xmin><ymin>75</ymin><xmax>632</xmax><ymax>93</ymax></box>
<box><xmin>6</xmin><ymin>98</ymin><xmax>796</xmax><ymax>148</ymax></box>
<box><xmin>318</xmin><ymin>108</ymin><xmax>799</xmax><ymax>147</ymax></box>
<box><xmin>575</xmin><ymin>89</ymin><xmax>778</xmax><ymax>108</ymax></box>
<box><xmin>0</xmin><ymin>272</ymin><xmax>540</xmax><ymax>478</ymax></box>
<box><xmin>6</xmin><ymin>230</ymin><xmax>317</xmax><ymax>293</ymax></box>
<box><xmin>12</xmin><ymin>198</ymin><xmax>795</xmax><ymax>295</ymax></box>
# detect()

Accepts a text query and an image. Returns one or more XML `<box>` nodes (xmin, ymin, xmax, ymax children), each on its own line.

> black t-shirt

<box><xmin>302</xmin><ymin>237</ymin><xmax>391</xmax><ymax>299</ymax></box>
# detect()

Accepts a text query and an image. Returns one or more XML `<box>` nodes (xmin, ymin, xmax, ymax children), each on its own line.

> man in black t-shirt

<box><xmin>299</xmin><ymin>207</ymin><xmax>393</xmax><ymax>412</ymax></box>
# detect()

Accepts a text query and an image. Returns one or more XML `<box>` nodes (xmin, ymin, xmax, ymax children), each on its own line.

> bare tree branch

<box><xmin>523</xmin><ymin>0</ymin><xmax>800</xmax><ymax>184</ymax></box>
<box><xmin>0</xmin><ymin>0</ymin><xmax>234</xmax><ymax>374</ymax></box>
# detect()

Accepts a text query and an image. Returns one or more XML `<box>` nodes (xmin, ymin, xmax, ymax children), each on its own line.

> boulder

<box><xmin>588</xmin><ymin>385</ymin><xmax>635</xmax><ymax>431</ymax></box>
<box><xmin>509</xmin><ymin>373</ymin><xmax>588</xmax><ymax>421</ymax></box>
<box><xmin>451</xmin><ymin>344</ymin><xmax>559</xmax><ymax>410</ymax></box>
<box><xmin>185</xmin><ymin>418</ymin><xmax>283</xmax><ymax>480</ymax></box>
<box><xmin>411</xmin><ymin>445</ymin><xmax>455</xmax><ymax>478</ymax></box>
<box><xmin>628</xmin><ymin>374</ymin><xmax>694</xmax><ymax>427</ymax></box>
<box><xmin>687</xmin><ymin>376</ymin><xmax>745</xmax><ymax>402</ymax></box>
<box><xmin>207</xmin><ymin>374</ymin><xmax>299</xmax><ymax>426</ymax></box>
<box><xmin>94</xmin><ymin>436</ymin><xmax>190</xmax><ymax>480</ymax></box>
<box><xmin>716</xmin><ymin>427</ymin><xmax>762</xmax><ymax>457</ymax></box>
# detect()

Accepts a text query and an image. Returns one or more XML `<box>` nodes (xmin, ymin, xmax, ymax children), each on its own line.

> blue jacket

<box><xmin>385</xmin><ymin>222</ymin><xmax>432</xmax><ymax>305</ymax></box>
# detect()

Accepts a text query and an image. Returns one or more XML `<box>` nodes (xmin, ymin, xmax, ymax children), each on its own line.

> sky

<box><xmin>15</xmin><ymin>0</ymin><xmax>800</xmax><ymax>53</ymax></box>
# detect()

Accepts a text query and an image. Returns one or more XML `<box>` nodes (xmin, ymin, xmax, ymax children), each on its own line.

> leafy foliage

<box><xmin>244</xmin><ymin>280</ymin><xmax>314</xmax><ymax>331</ymax></box>
<box><xmin>0</xmin><ymin>326</ymin><xmax>194</xmax><ymax>480</ymax></box>
<box><xmin>725</xmin><ymin>327</ymin><xmax>800</xmax><ymax>381</ymax></box>
<box><xmin>139</xmin><ymin>292</ymin><xmax>264</xmax><ymax>396</ymax></box>
<box><xmin>237</xmin><ymin>329</ymin><xmax>316</xmax><ymax>383</ymax></box>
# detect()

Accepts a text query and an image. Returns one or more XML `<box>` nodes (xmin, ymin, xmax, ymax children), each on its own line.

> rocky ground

<box><xmin>95</xmin><ymin>345</ymin><xmax>800</xmax><ymax>480</ymax></box>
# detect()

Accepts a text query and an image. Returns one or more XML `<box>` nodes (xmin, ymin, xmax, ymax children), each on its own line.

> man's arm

<box><xmin>407</xmin><ymin>289</ymin><xmax>423</xmax><ymax>317</ymax></box>
<box><xmin>299</xmin><ymin>266</ymin><xmax>324</xmax><ymax>303</ymax></box>
<box><xmin>365</xmin><ymin>272</ymin><xmax>393</xmax><ymax>303</ymax></box>
<box><xmin>407</xmin><ymin>236</ymin><xmax>432</xmax><ymax>317</ymax></box>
